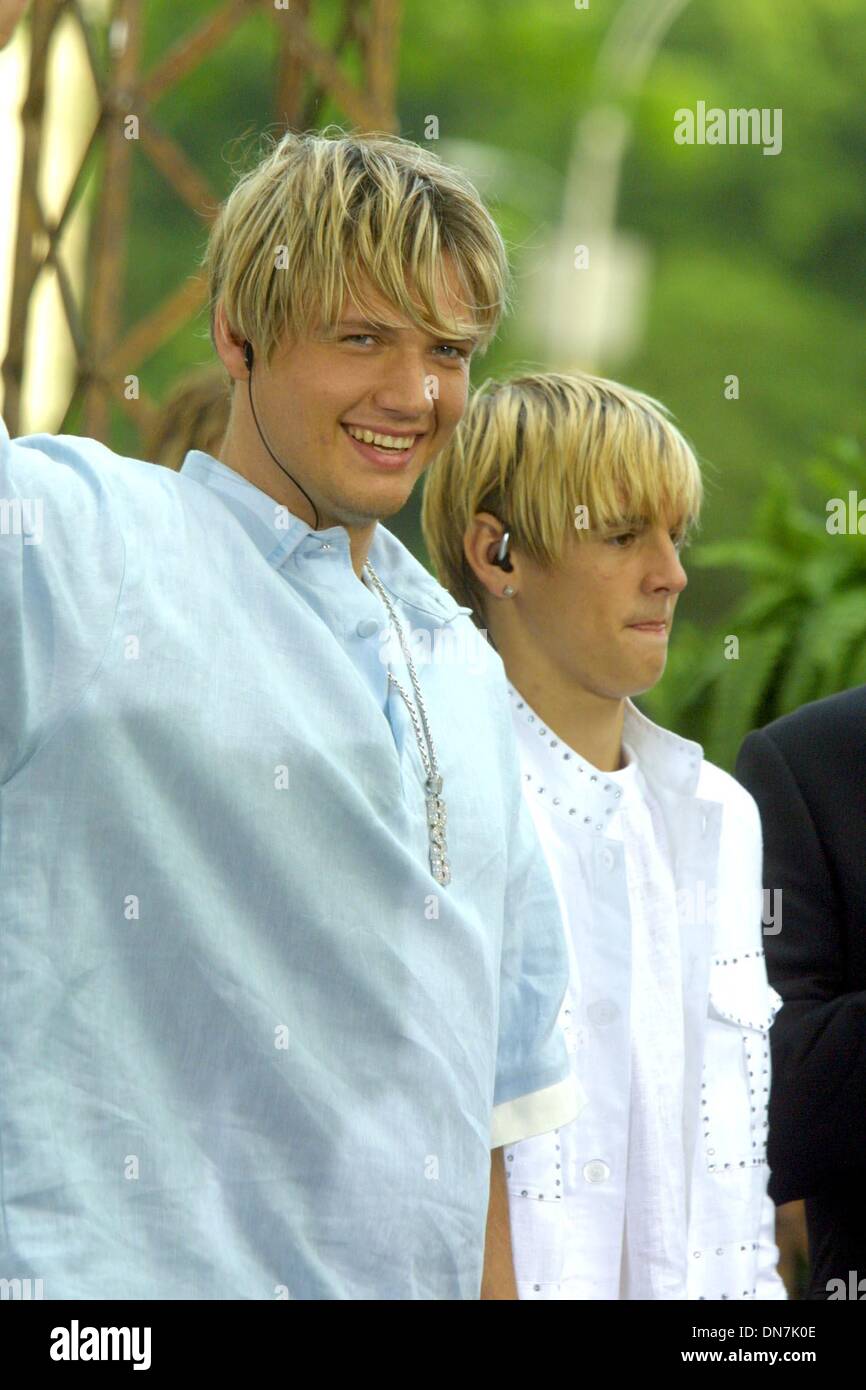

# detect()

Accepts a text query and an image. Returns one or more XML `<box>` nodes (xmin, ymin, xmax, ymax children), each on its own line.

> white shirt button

<box><xmin>583</xmin><ymin>1160</ymin><xmax>610</xmax><ymax>1184</ymax></box>
<box><xmin>356</xmin><ymin>619</ymin><xmax>380</xmax><ymax>637</ymax></box>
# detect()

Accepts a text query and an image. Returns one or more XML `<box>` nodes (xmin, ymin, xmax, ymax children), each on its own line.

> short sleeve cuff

<box><xmin>490</xmin><ymin>1073</ymin><xmax>586</xmax><ymax>1149</ymax></box>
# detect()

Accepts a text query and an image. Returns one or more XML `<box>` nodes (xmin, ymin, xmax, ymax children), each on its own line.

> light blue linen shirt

<box><xmin>0</xmin><ymin>421</ymin><xmax>581</xmax><ymax>1299</ymax></box>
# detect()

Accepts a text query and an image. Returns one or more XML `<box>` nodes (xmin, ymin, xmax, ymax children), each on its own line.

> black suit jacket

<box><xmin>735</xmin><ymin>684</ymin><xmax>866</xmax><ymax>1299</ymax></box>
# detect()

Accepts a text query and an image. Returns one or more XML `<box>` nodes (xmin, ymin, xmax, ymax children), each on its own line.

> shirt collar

<box><xmin>179</xmin><ymin>450</ymin><xmax>471</xmax><ymax>624</ymax></box>
<box><xmin>507</xmin><ymin>683</ymin><xmax>703</xmax><ymax>825</ymax></box>
<box><xmin>622</xmin><ymin>698</ymin><xmax>703</xmax><ymax>797</ymax></box>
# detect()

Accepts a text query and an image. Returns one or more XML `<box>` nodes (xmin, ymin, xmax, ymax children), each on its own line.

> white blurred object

<box><xmin>522</xmin><ymin>225</ymin><xmax>650</xmax><ymax>373</ymax></box>
<box><xmin>0</xmin><ymin>5</ymin><xmax>101</xmax><ymax>432</ymax></box>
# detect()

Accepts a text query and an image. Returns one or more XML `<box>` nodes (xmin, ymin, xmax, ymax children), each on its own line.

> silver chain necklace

<box><xmin>362</xmin><ymin>559</ymin><xmax>451</xmax><ymax>887</ymax></box>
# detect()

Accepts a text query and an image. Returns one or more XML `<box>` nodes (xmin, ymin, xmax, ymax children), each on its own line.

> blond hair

<box><xmin>201</xmin><ymin>125</ymin><xmax>511</xmax><ymax>376</ymax></box>
<box><xmin>421</xmin><ymin>370</ymin><xmax>703</xmax><ymax>623</ymax></box>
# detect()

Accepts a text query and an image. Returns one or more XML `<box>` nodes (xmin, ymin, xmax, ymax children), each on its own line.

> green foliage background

<box><xmin>67</xmin><ymin>0</ymin><xmax>865</xmax><ymax>769</ymax></box>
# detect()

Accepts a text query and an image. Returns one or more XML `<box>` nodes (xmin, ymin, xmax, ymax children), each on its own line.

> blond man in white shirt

<box><xmin>421</xmin><ymin>371</ymin><xmax>787</xmax><ymax>1300</ymax></box>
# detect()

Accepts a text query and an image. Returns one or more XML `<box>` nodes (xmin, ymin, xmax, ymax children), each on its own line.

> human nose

<box><xmin>644</xmin><ymin>533</ymin><xmax>688</xmax><ymax>594</ymax></box>
<box><xmin>370</xmin><ymin>348</ymin><xmax>437</xmax><ymax>424</ymax></box>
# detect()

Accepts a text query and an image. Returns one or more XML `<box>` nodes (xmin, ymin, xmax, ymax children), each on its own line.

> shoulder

<box><xmin>626</xmin><ymin>699</ymin><xmax>757</xmax><ymax>824</ymax></box>
<box><xmin>699</xmin><ymin>755</ymin><xmax>759</xmax><ymax>821</ymax></box>
<box><xmin>698</xmin><ymin>756</ymin><xmax>753</xmax><ymax>808</ymax></box>
<box><xmin>751</xmin><ymin>684</ymin><xmax>866</xmax><ymax>758</ymax></box>
<box><xmin>373</xmin><ymin>526</ymin><xmax>520</xmax><ymax>735</ymax></box>
<box><xmin>9</xmin><ymin>425</ymin><xmax>181</xmax><ymax>515</ymax></box>
<box><xmin>374</xmin><ymin>523</ymin><xmax>505</xmax><ymax>671</ymax></box>
<box><xmin>373</xmin><ymin>523</ymin><xmax>472</xmax><ymax>619</ymax></box>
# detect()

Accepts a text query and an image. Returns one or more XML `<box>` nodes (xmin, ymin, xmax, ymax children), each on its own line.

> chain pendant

<box><xmin>426</xmin><ymin>775</ymin><xmax>451</xmax><ymax>886</ymax></box>
<box><xmin>365</xmin><ymin>560</ymin><xmax>453</xmax><ymax>888</ymax></box>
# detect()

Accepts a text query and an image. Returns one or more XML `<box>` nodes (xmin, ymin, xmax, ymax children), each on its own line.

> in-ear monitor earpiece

<box><xmin>493</xmin><ymin>528</ymin><xmax>514</xmax><ymax>573</ymax></box>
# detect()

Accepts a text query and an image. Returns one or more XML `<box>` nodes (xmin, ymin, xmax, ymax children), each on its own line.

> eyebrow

<box><xmin>604</xmin><ymin>516</ymin><xmax>688</xmax><ymax>531</ymax></box>
<box><xmin>337</xmin><ymin>316</ymin><xmax>480</xmax><ymax>347</ymax></box>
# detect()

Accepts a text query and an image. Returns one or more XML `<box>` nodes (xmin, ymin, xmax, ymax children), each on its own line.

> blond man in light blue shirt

<box><xmin>0</xmin><ymin>130</ymin><xmax>581</xmax><ymax>1299</ymax></box>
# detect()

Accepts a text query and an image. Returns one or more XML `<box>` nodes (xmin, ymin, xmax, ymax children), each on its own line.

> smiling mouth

<box><xmin>343</xmin><ymin>423</ymin><xmax>420</xmax><ymax>451</ymax></box>
<box><xmin>341</xmin><ymin>422</ymin><xmax>426</xmax><ymax>468</ymax></box>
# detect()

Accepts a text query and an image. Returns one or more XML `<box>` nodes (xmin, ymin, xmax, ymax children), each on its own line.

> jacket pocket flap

<box><xmin>708</xmin><ymin>954</ymin><xmax>782</xmax><ymax>1032</ymax></box>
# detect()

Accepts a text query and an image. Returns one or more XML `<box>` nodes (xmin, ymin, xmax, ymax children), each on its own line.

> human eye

<box><xmin>342</xmin><ymin>333</ymin><xmax>378</xmax><ymax>346</ymax></box>
<box><xmin>434</xmin><ymin>343</ymin><xmax>471</xmax><ymax>361</ymax></box>
<box><xmin>671</xmin><ymin>528</ymin><xmax>690</xmax><ymax>552</ymax></box>
<box><xmin>605</xmin><ymin>530</ymin><xmax>637</xmax><ymax>548</ymax></box>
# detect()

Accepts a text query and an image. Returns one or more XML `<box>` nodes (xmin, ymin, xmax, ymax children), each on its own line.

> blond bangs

<box><xmin>421</xmin><ymin>371</ymin><xmax>704</xmax><ymax>623</ymax></box>
<box><xmin>574</xmin><ymin>402</ymin><xmax>704</xmax><ymax>534</ymax></box>
<box><xmin>202</xmin><ymin>126</ymin><xmax>510</xmax><ymax>370</ymax></box>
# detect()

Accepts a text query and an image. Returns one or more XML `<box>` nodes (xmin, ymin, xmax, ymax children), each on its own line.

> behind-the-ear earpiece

<box><xmin>243</xmin><ymin>341</ymin><xmax>254</xmax><ymax>371</ymax></box>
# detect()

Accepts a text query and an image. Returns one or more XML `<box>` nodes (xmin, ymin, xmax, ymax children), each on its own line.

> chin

<box><xmin>329</xmin><ymin>486</ymin><xmax>415</xmax><ymax>528</ymax></box>
<box><xmin>630</xmin><ymin>661</ymin><xmax>668</xmax><ymax>697</ymax></box>
<box><xmin>370</xmin><ymin>491</ymin><xmax>415</xmax><ymax>521</ymax></box>
<box><xmin>361</xmin><ymin>478</ymin><xmax>421</xmax><ymax>520</ymax></box>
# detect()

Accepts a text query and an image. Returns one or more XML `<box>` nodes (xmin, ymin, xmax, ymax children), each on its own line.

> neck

<box><xmin>491</xmin><ymin>624</ymin><xmax>627</xmax><ymax>774</ymax></box>
<box><xmin>217</xmin><ymin>417</ymin><xmax>377</xmax><ymax>580</ymax></box>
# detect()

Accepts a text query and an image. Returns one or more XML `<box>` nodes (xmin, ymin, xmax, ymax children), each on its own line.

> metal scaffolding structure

<box><xmin>3</xmin><ymin>0</ymin><xmax>402</xmax><ymax>443</ymax></box>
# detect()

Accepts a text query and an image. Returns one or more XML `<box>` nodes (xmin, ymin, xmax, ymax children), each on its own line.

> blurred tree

<box><xmin>48</xmin><ymin>0</ymin><xmax>864</xmax><ymax>668</ymax></box>
<box><xmin>639</xmin><ymin>436</ymin><xmax>866</xmax><ymax>768</ymax></box>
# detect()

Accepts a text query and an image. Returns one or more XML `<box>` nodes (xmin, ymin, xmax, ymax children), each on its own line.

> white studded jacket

<box><xmin>503</xmin><ymin>690</ymin><xmax>788</xmax><ymax>1301</ymax></box>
